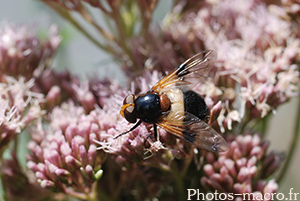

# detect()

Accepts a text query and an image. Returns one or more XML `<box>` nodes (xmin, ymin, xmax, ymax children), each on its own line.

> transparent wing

<box><xmin>151</xmin><ymin>50</ymin><xmax>217</xmax><ymax>94</ymax></box>
<box><xmin>157</xmin><ymin>111</ymin><xmax>229</xmax><ymax>152</ymax></box>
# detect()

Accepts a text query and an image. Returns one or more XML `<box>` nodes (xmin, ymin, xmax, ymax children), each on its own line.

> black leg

<box><xmin>143</xmin><ymin>124</ymin><xmax>158</xmax><ymax>146</ymax></box>
<box><xmin>153</xmin><ymin>123</ymin><xmax>158</xmax><ymax>139</ymax></box>
<box><xmin>114</xmin><ymin>120</ymin><xmax>142</xmax><ymax>139</ymax></box>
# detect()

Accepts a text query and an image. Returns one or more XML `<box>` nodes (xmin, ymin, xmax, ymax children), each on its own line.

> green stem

<box><xmin>137</xmin><ymin>0</ymin><xmax>158</xmax><ymax>37</ymax></box>
<box><xmin>180</xmin><ymin>150</ymin><xmax>193</xmax><ymax>178</ymax></box>
<box><xmin>113</xmin><ymin>171</ymin><xmax>128</xmax><ymax>201</ymax></box>
<box><xmin>43</xmin><ymin>2</ymin><xmax>111</xmax><ymax>52</ymax></box>
<box><xmin>77</xmin><ymin>6</ymin><xmax>117</xmax><ymax>42</ymax></box>
<box><xmin>87</xmin><ymin>182</ymin><xmax>99</xmax><ymax>201</ymax></box>
<box><xmin>98</xmin><ymin>187</ymin><xmax>114</xmax><ymax>201</ymax></box>
<box><xmin>277</xmin><ymin>91</ymin><xmax>300</xmax><ymax>183</ymax></box>
<box><xmin>0</xmin><ymin>158</ymin><xmax>6</xmax><ymax>201</ymax></box>
<box><xmin>67</xmin><ymin>190</ymin><xmax>90</xmax><ymax>200</ymax></box>
<box><xmin>172</xmin><ymin>164</ymin><xmax>186</xmax><ymax>200</ymax></box>
<box><xmin>109</xmin><ymin>3</ymin><xmax>139</xmax><ymax>71</ymax></box>
<box><xmin>260</xmin><ymin>115</ymin><xmax>269</xmax><ymax>139</ymax></box>
<box><xmin>142</xmin><ymin>154</ymin><xmax>186</xmax><ymax>199</ymax></box>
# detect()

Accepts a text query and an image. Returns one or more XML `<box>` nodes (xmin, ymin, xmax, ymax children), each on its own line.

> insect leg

<box><xmin>143</xmin><ymin>124</ymin><xmax>158</xmax><ymax>146</ymax></box>
<box><xmin>114</xmin><ymin>120</ymin><xmax>142</xmax><ymax>139</ymax></box>
<box><xmin>153</xmin><ymin>123</ymin><xmax>158</xmax><ymax>139</ymax></box>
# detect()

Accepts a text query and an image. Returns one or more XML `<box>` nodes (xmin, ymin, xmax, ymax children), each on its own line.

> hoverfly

<box><xmin>115</xmin><ymin>50</ymin><xmax>229</xmax><ymax>153</ymax></box>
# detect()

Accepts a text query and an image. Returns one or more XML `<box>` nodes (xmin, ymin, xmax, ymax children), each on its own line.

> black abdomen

<box><xmin>183</xmin><ymin>90</ymin><xmax>209</xmax><ymax>121</ymax></box>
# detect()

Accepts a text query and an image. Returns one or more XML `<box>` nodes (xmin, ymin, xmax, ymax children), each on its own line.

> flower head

<box><xmin>125</xmin><ymin>0</ymin><xmax>300</xmax><ymax>133</ymax></box>
<box><xmin>0</xmin><ymin>76</ymin><xmax>44</xmax><ymax>155</ymax></box>
<box><xmin>8</xmin><ymin>0</ymin><xmax>300</xmax><ymax>200</ymax></box>
<box><xmin>201</xmin><ymin>134</ymin><xmax>282</xmax><ymax>200</ymax></box>
<box><xmin>0</xmin><ymin>21</ymin><xmax>61</xmax><ymax>80</ymax></box>
<box><xmin>2</xmin><ymin>152</ymin><xmax>53</xmax><ymax>201</ymax></box>
<box><xmin>93</xmin><ymin>71</ymin><xmax>196</xmax><ymax>162</ymax></box>
<box><xmin>27</xmin><ymin>101</ymin><xmax>105</xmax><ymax>197</ymax></box>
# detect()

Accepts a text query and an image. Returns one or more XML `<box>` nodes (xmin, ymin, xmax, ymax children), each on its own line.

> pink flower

<box><xmin>126</xmin><ymin>0</ymin><xmax>300</xmax><ymax>133</ymax></box>
<box><xmin>0</xmin><ymin>76</ymin><xmax>44</xmax><ymax>155</ymax></box>
<box><xmin>27</xmin><ymin>101</ymin><xmax>105</xmax><ymax>198</ymax></box>
<box><xmin>201</xmin><ymin>134</ymin><xmax>282</xmax><ymax>200</ymax></box>
<box><xmin>2</xmin><ymin>152</ymin><xmax>53</xmax><ymax>201</ymax></box>
<box><xmin>0</xmin><ymin>21</ymin><xmax>61</xmax><ymax>80</ymax></box>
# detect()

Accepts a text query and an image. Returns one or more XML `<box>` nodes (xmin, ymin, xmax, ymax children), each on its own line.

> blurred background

<box><xmin>0</xmin><ymin>0</ymin><xmax>299</xmax><ymax>197</ymax></box>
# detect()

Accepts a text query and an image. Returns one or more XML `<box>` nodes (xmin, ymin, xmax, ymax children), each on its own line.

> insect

<box><xmin>115</xmin><ymin>50</ymin><xmax>229</xmax><ymax>152</ymax></box>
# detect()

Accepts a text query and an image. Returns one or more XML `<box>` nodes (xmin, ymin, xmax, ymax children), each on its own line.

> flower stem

<box><xmin>109</xmin><ymin>3</ymin><xmax>139</xmax><ymax>71</ymax></box>
<box><xmin>277</xmin><ymin>86</ymin><xmax>300</xmax><ymax>183</ymax></box>
<box><xmin>171</xmin><ymin>153</ymin><xmax>194</xmax><ymax>201</ymax></box>
<box><xmin>43</xmin><ymin>1</ymin><xmax>110</xmax><ymax>52</ymax></box>
<box><xmin>88</xmin><ymin>182</ymin><xmax>99</xmax><ymax>201</ymax></box>
<box><xmin>172</xmin><ymin>165</ymin><xmax>186</xmax><ymax>200</ymax></box>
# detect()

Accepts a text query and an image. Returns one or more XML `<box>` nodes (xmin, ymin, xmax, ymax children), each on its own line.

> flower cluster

<box><xmin>0</xmin><ymin>21</ymin><xmax>61</xmax><ymax>157</ymax></box>
<box><xmin>0</xmin><ymin>0</ymin><xmax>299</xmax><ymax>201</ymax></box>
<box><xmin>2</xmin><ymin>152</ymin><xmax>53</xmax><ymax>201</ymax></box>
<box><xmin>40</xmin><ymin>0</ymin><xmax>158</xmax><ymax>73</ymax></box>
<box><xmin>0</xmin><ymin>21</ymin><xmax>61</xmax><ymax>80</ymax></box>
<box><xmin>0</xmin><ymin>76</ymin><xmax>44</xmax><ymax>155</ymax></box>
<box><xmin>201</xmin><ymin>134</ymin><xmax>282</xmax><ymax>200</ymax></box>
<box><xmin>27</xmin><ymin>101</ymin><xmax>105</xmax><ymax>199</ymax></box>
<box><xmin>125</xmin><ymin>0</ymin><xmax>300</xmax><ymax>133</ymax></box>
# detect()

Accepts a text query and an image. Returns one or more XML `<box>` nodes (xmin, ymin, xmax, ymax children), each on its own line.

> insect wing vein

<box><xmin>151</xmin><ymin>50</ymin><xmax>217</xmax><ymax>94</ymax></box>
<box><xmin>157</xmin><ymin>111</ymin><xmax>229</xmax><ymax>152</ymax></box>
